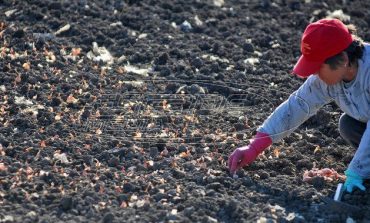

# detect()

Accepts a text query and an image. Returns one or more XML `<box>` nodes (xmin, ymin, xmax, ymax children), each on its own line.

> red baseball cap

<box><xmin>293</xmin><ymin>19</ymin><xmax>353</xmax><ymax>78</ymax></box>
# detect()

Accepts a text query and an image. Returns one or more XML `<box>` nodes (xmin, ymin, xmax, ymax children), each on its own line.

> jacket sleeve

<box><xmin>258</xmin><ymin>75</ymin><xmax>332</xmax><ymax>142</ymax></box>
<box><xmin>348</xmin><ymin>120</ymin><xmax>370</xmax><ymax>178</ymax></box>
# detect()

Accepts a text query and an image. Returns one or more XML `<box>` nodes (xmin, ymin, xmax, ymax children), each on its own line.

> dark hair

<box><xmin>324</xmin><ymin>24</ymin><xmax>365</xmax><ymax>69</ymax></box>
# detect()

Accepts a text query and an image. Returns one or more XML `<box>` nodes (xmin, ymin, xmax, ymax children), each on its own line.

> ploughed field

<box><xmin>1</xmin><ymin>0</ymin><xmax>370</xmax><ymax>222</ymax></box>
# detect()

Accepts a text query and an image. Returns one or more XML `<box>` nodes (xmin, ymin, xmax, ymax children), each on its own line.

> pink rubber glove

<box><xmin>228</xmin><ymin>132</ymin><xmax>272</xmax><ymax>174</ymax></box>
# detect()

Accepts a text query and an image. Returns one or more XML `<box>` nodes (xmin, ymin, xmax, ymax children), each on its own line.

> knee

<box><xmin>338</xmin><ymin>114</ymin><xmax>352</xmax><ymax>140</ymax></box>
<box><xmin>338</xmin><ymin>113</ymin><xmax>364</xmax><ymax>148</ymax></box>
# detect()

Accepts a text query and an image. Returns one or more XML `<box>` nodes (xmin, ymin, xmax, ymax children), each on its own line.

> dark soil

<box><xmin>1</xmin><ymin>0</ymin><xmax>370</xmax><ymax>222</ymax></box>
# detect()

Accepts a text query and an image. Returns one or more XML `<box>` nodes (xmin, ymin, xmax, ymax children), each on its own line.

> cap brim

<box><xmin>292</xmin><ymin>55</ymin><xmax>322</xmax><ymax>78</ymax></box>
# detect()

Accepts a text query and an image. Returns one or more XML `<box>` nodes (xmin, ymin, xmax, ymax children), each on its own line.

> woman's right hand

<box><xmin>228</xmin><ymin>145</ymin><xmax>259</xmax><ymax>174</ymax></box>
<box><xmin>228</xmin><ymin>131</ymin><xmax>273</xmax><ymax>175</ymax></box>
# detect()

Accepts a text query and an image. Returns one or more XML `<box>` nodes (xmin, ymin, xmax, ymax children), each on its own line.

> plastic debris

<box><xmin>138</xmin><ymin>33</ymin><xmax>147</xmax><ymax>39</ymax></box>
<box><xmin>124</xmin><ymin>65</ymin><xmax>149</xmax><ymax>76</ymax></box>
<box><xmin>87</xmin><ymin>42</ymin><xmax>114</xmax><ymax>64</ymax></box>
<box><xmin>244</xmin><ymin>57</ymin><xmax>259</xmax><ymax>66</ymax></box>
<box><xmin>194</xmin><ymin>15</ymin><xmax>203</xmax><ymax>26</ymax></box>
<box><xmin>5</xmin><ymin>9</ymin><xmax>17</xmax><ymax>17</ymax></box>
<box><xmin>121</xmin><ymin>81</ymin><xmax>145</xmax><ymax>87</ymax></box>
<box><xmin>179</xmin><ymin>20</ymin><xmax>192</xmax><ymax>32</ymax></box>
<box><xmin>327</xmin><ymin>9</ymin><xmax>351</xmax><ymax>23</ymax></box>
<box><xmin>54</xmin><ymin>153</ymin><xmax>70</xmax><ymax>164</ymax></box>
<box><xmin>201</xmin><ymin>54</ymin><xmax>230</xmax><ymax>63</ymax></box>
<box><xmin>213</xmin><ymin>0</ymin><xmax>225</xmax><ymax>7</ymax></box>
<box><xmin>54</xmin><ymin>24</ymin><xmax>71</xmax><ymax>35</ymax></box>
<box><xmin>14</xmin><ymin>96</ymin><xmax>33</xmax><ymax>105</ymax></box>
<box><xmin>110</xmin><ymin>21</ymin><xmax>122</xmax><ymax>27</ymax></box>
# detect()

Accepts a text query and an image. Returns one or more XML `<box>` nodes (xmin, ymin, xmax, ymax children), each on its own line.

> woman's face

<box><xmin>317</xmin><ymin>63</ymin><xmax>347</xmax><ymax>85</ymax></box>
<box><xmin>316</xmin><ymin>52</ymin><xmax>357</xmax><ymax>85</ymax></box>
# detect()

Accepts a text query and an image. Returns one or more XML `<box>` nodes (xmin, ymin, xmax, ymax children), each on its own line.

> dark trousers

<box><xmin>339</xmin><ymin>114</ymin><xmax>367</xmax><ymax>148</ymax></box>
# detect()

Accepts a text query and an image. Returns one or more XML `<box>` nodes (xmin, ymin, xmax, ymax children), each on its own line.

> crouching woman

<box><xmin>228</xmin><ymin>18</ymin><xmax>370</xmax><ymax>193</ymax></box>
